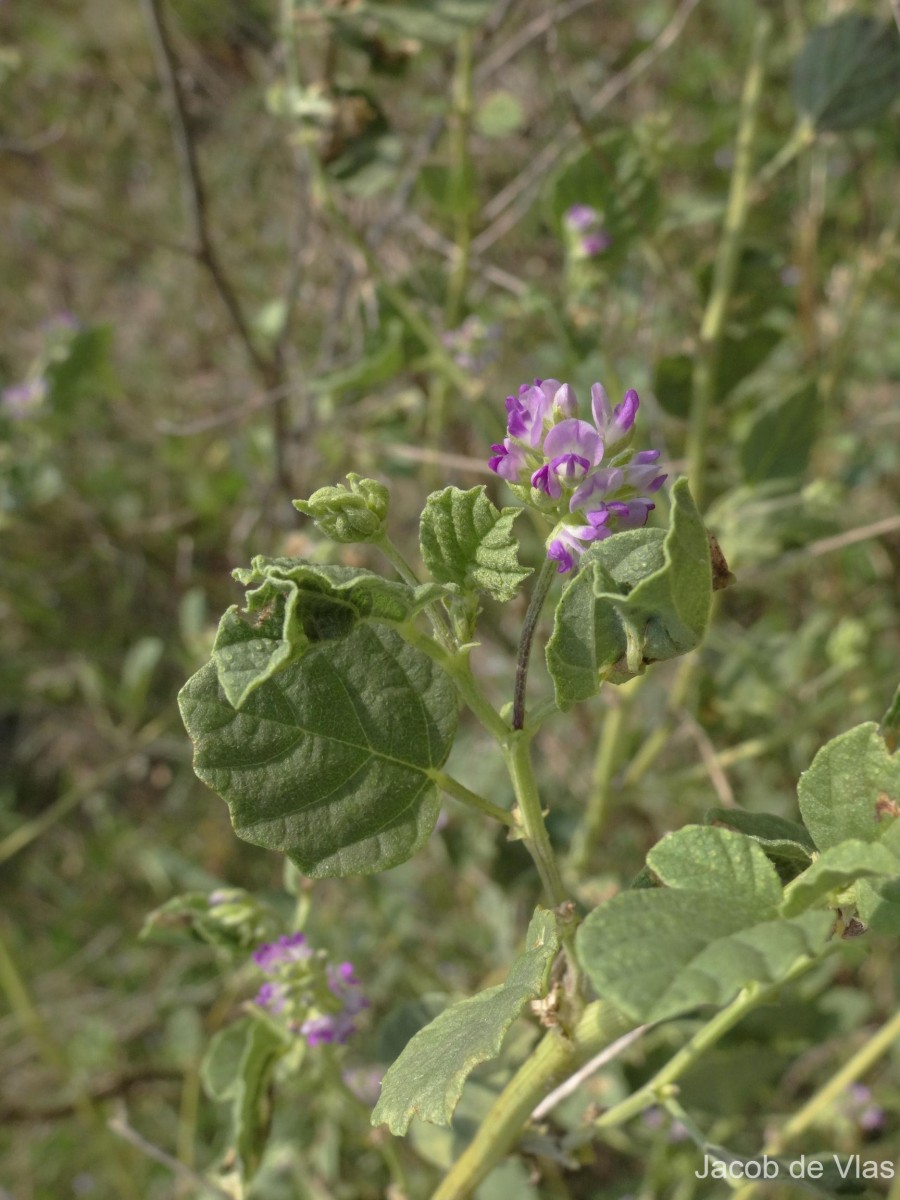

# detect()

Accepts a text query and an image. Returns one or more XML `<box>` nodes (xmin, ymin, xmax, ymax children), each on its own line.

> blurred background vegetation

<box><xmin>1</xmin><ymin>0</ymin><xmax>899</xmax><ymax>1196</ymax></box>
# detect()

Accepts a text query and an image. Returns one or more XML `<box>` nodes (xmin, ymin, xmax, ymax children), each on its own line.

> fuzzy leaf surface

<box><xmin>213</xmin><ymin>557</ymin><xmax>445</xmax><ymax>710</ymax></box>
<box><xmin>372</xmin><ymin>909</ymin><xmax>558</xmax><ymax>1134</ymax></box>
<box><xmin>781</xmin><ymin>840</ymin><xmax>900</xmax><ymax>917</ymax></box>
<box><xmin>180</xmin><ymin>624</ymin><xmax>457</xmax><ymax>877</ymax></box>
<box><xmin>419</xmin><ymin>486</ymin><xmax>531</xmax><ymax>602</ymax></box>
<box><xmin>546</xmin><ymin>478</ymin><xmax>711</xmax><ymax>709</ymax></box>
<box><xmin>857</xmin><ymin>820</ymin><xmax>900</xmax><ymax>934</ymax></box>
<box><xmin>798</xmin><ymin>722</ymin><xmax>900</xmax><ymax>852</ymax></box>
<box><xmin>577</xmin><ymin>826</ymin><xmax>832</xmax><ymax>1023</ymax></box>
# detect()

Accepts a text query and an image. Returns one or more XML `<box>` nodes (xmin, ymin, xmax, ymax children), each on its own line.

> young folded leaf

<box><xmin>213</xmin><ymin>557</ymin><xmax>446</xmax><ymax>710</ymax></box>
<box><xmin>419</xmin><ymin>485</ymin><xmax>531</xmax><ymax>602</ymax></box>
<box><xmin>546</xmin><ymin>478</ymin><xmax>712</xmax><ymax>709</ymax></box>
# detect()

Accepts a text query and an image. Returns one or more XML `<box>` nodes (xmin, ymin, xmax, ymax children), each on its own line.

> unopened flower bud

<box><xmin>293</xmin><ymin>474</ymin><xmax>389</xmax><ymax>543</ymax></box>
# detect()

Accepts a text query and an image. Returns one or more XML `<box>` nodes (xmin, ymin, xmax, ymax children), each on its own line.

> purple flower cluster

<box><xmin>300</xmin><ymin>962</ymin><xmax>369</xmax><ymax>1046</ymax></box>
<box><xmin>252</xmin><ymin>932</ymin><xmax>313</xmax><ymax>971</ymax></box>
<box><xmin>489</xmin><ymin>379</ymin><xmax>666</xmax><ymax>573</ymax></box>
<box><xmin>564</xmin><ymin>204</ymin><xmax>612</xmax><ymax>258</ymax></box>
<box><xmin>251</xmin><ymin>932</ymin><xmax>368</xmax><ymax>1047</ymax></box>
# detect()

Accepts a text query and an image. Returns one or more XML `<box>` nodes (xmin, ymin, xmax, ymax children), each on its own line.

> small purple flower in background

<box><xmin>564</xmin><ymin>204</ymin><xmax>601</xmax><ymax>232</ymax></box>
<box><xmin>41</xmin><ymin>311</ymin><xmax>81</xmax><ymax>336</ymax></box>
<box><xmin>297</xmin><ymin>964</ymin><xmax>369</xmax><ymax>1045</ymax></box>
<box><xmin>488</xmin><ymin>376</ymin><xmax>666</xmax><ymax>574</ymax></box>
<box><xmin>249</xmin><ymin>931</ymin><xmax>368</xmax><ymax>1048</ymax></box>
<box><xmin>843</xmin><ymin>1084</ymin><xmax>885</xmax><ymax>1133</ymax></box>
<box><xmin>1</xmin><ymin>378</ymin><xmax>47</xmax><ymax>419</ymax></box>
<box><xmin>581</xmin><ymin>231</ymin><xmax>613</xmax><ymax>257</ymax></box>
<box><xmin>252</xmin><ymin>931</ymin><xmax>312</xmax><ymax>971</ymax></box>
<box><xmin>254</xmin><ymin>980</ymin><xmax>289</xmax><ymax>1014</ymax></box>
<box><xmin>563</xmin><ymin>204</ymin><xmax>612</xmax><ymax>258</ymax></box>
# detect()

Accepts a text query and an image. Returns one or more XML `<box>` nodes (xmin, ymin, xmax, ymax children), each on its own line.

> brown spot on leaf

<box><xmin>875</xmin><ymin>792</ymin><xmax>900</xmax><ymax>820</ymax></box>
<box><xmin>708</xmin><ymin>530</ymin><xmax>736</xmax><ymax>591</ymax></box>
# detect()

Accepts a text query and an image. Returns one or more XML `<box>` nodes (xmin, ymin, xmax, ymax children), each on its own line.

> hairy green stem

<box><xmin>572</xmin><ymin>955</ymin><xmax>821</xmax><ymax>1144</ymax></box>
<box><xmin>504</xmin><ymin>732</ymin><xmax>567</xmax><ymax>906</ymax></box>
<box><xmin>376</xmin><ymin>533</ymin><xmax>455</xmax><ymax>650</ymax></box>
<box><xmin>687</xmin><ymin>13</ymin><xmax>771</xmax><ymax>506</ymax></box>
<box><xmin>512</xmin><ymin>558</ymin><xmax>557</xmax><ymax>731</ymax></box>
<box><xmin>403</xmin><ymin>627</ymin><xmax>510</xmax><ymax>743</ymax></box>
<box><xmin>431</xmin><ymin>1001</ymin><xmax>635</xmax><ymax>1200</ymax></box>
<box><xmin>430</xmin><ymin>769</ymin><xmax>515</xmax><ymax>826</ymax></box>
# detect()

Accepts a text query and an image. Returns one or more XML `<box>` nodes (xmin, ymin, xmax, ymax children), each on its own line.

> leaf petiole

<box><xmin>429</xmin><ymin>769</ymin><xmax>515</xmax><ymax>827</ymax></box>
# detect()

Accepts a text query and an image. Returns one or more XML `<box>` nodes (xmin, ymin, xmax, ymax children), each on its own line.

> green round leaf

<box><xmin>798</xmin><ymin>722</ymin><xmax>900</xmax><ymax>852</ymax></box>
<box><xmin>546</xmin><ymin>478</ymin><xmax>712</xmax><ymax>708</ymax></box>
<box><xmin>180</xmin><ymin>624</ymin><xmax>458</xmax><ymax>877</ymax></box>
<box><xmin>793</xmin><ymin>15</ymin><xmax>900</xmax><ymax>132</ymax></box>
<box><xmin>577</xmin><ymin>827</ymin><xmax>832</xmax><ymax>1023</ymax></box>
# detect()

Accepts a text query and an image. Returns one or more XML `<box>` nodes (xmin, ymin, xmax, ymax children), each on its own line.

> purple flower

<box><xmin>569</xmin><ymin>467</ymin><xmax>624</xmax><ymax>512</ymax></box>
<box><xmin>249</xmin><ymin>934</ymin><xmax>368</xmax><ymax>1049</ymax></box>
<box><xmin>565</xmin><ymin>204</ymin><xmax>600</xmax><ymax>232</ymax></box>
<box><xmin>252</xmin><ymin>932</ymin><xmax>312</xmax><ymax>972</ymax></box>
<box><xmin>487</xmin><ymin>375</ymin><xmax>668</xmax><ymax>573</ymax></box>
<box><xmin>547</xmin><ymin>539</ymin><xmax>575</xmax><ymax>574</ymax></box>
<box><xmin>280</xmin><ymin>959</ymin><xmax>372</xmax><ymax>1047</ymax></box>
<box><xmin>254</xmin><ymin>980</ymin><xmax>289</xmax><ymax>1014</ymax></box>
<box><xmin>591</xmin><ymin>384</ymin><xmax>640</xmax><ymax>447</ymax></box>
<box><xmin>844</xmin><ymin>1084</ymin><xmax>885</xmax><ymax>1133</ymax></box>
<box><xmin>300</xmin><ymin>962</ymin><xmax>368</xmax><ymax>1046</ymax></box>
<box><xmin>327</xmin><ymin>961</ymin><xmax>370</xmax><ymax>1018</ymax></box>
<box><xmin>300</xmin><ymin>1012</ymin><xmax>359</xmax><ymax>1046</ymax></box>
<box><xmin>581</xmin><ymin>231</ymin><xmax>612</xmax><ymax>257</ymax></box>
<box><xmin>299</xmin><ymin>1014</ymin><xmax>340</xmax><ymax>1045</ymax></box>
<box><xmin>1</xmin><ymin>378</ymin><xmax>46</xmax><ymax>419</ymax></box>
<box><xmin>505</xmin><ymin>381</ymin><xmax>556</xmax><ymax>446</ymax></box>
<box><xmin>328</xmin><ymin>961</ymin><xmax>360</xmax><ymax>989</ymax></box>
<box><xmin>488</xmin><ymin>438</ymin><xmax>529</xmax><ymax>481</ymax></box>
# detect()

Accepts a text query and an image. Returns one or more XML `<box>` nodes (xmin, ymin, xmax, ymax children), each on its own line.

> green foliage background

<box><xmin>1</xmin><ymin>0</ymin><xmax>899</xmax><ymax>1196</ymax></box>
